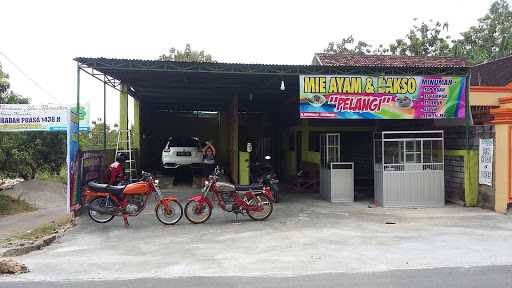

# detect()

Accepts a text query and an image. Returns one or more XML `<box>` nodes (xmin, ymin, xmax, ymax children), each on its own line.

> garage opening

<box><xmin>142</xmin><ymin>109</ymin><xmax>222</xmax><ymax>186</ymax></box>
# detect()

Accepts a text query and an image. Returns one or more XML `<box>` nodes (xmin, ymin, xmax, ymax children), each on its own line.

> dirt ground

<box><xmin>0</xmin><ymin>180</ymin><xmax>67</xmax><ymax>240</ymax></box>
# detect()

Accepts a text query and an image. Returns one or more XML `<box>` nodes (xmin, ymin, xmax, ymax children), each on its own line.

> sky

<box><xmin>0</xmin><ymin>0</ymin><xmax>503</xmax><ymax>126</ymax></box>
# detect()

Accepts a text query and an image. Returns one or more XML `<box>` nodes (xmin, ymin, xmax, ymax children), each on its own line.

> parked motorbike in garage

<box><xmin>84</xmin><ymin>172</ymin><xmax>183</xmax><ymax>227</ymax></box>
<box><xmin>184</xmin><ymin>166</ymin><xmax>274</xmax><ymax>224</ymax></box>
<box><xmin>250</xmin><ymin>156</ymin><xmax>280</xmax><ymax>203</ymax></box>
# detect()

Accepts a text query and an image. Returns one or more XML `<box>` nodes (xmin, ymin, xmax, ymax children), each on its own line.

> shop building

<box><xmin>74</xmin><ymin>53</ymin><xmax>471</xmax><ymax>208</ymax></box>
<box><xmin>469</xmin><ymin>54</ymin><xmax>512</xmax><ymax>213</ymax></box>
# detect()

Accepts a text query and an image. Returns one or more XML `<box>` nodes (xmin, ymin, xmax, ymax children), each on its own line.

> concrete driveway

<box><xmin>5</xmin><ymin>189</ymin><xmax>512</xmax><ymax>281</ymax></box>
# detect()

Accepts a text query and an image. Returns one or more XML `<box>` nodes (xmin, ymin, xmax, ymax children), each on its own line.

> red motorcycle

<box><xmin>84</xmin><ymin>172</ymin><xmax>183</xmax><ymax>227</ymax></box>
<box><xmin>184</xmin><ymin>167</ymin><xmax>274</xmax><ymax>224</ymax></box>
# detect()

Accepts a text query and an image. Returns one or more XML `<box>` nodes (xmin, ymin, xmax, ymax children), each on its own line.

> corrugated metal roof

<box><xmin>74</xmin><ymin>57</ymin><xmax>468</xmax><ymax>82</ymax></box>
<box><xmin>74</xmin><ymin>57</ymin><xmax>314</xmax><ymax>69</ymax></box>
<box><xmin>314</xmin><ymin>53</ymin><xmax>468</xmax><ymax>68</ymax></box>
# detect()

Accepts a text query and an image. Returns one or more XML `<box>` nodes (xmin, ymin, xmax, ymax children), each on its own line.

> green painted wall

<box><xmin>119</xmin><ymin>84</ymin><xmax>129</xmax><ymax>149</ymax></box>
<box><xmin>239</xmin><ymin>152</ymin><xmax>250</xmax><ymax>184</ymax></box>
<box><xmin>446</xmin><ymin>149</ymin><xmax>478</xmax><ymax>207</ymax></box>
<box><xmin>281</xmin><ymin>120</ymin><xmax>375</xmax><ymax>178</ymax></box>
<box><xmin>133</xmin><ymin>98</ymin><xmax>140</xmax><ymax>149</ymax></box>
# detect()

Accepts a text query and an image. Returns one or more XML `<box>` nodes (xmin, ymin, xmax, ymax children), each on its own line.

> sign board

<box><xmin>67</xmin><ymin>110</ymin><xmax>80</xmax><ymax>212</ymax></box>
<box><xmin>81</xmin><ymin>151</ymin><xmax>105</xmax><ymax>185</ymax></box>
<box><xmin>479</xmin><ymin>138</ymin><xmax>493</xmax><ymax>186</ymax></box>
<box><xmin>299</xmin><ymin>75</ymin><xmax>466</xmax><ymax>119</ymax></box>
<box><xmin>0</xmin><ymin>104</ymin><xmax>90</xmax><ymax>131</ymax></box>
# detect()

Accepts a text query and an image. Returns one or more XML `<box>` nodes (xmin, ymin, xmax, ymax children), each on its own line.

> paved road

<box><xmin>2</xmin><ymin>265</ymin><xmax>512</xmax><ymax>288</ymax></box>
<box><xmin>6</xmin><ymin>191</ymin><xmax>512</xmax><ymax>281</ymax></box>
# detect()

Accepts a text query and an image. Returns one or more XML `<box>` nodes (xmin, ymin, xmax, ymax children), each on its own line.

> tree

<box><xmin>388</xmin><ymin>20</ymin><xmax>452</xmax><ymax>57</ymax></box>
<box><xmin>159</xmin><ymin>43</ymin><xmax>214</xmax><ymax>62</ymax></box>
<box><xmin>79</xmin><ymin>122</ymin><xmax>119</xmax><ymax>151</ymax></box>
<box><xmin>324</xmin><ymin>36</ymin><xmax>374</xmax><ymax>55</ymax></box>
<box><xmin>0</xmin><ymin>60</ymin><xmax>64</xmax><ymax>179</ymax></box>
<box><xmin>0</xmin><ymin>62</ymin><xmax>29</xmax><ymax>104</ymax></box>
<box><xmin>0</xmin><ymin>62</ymin><xmax>9</xmax><ymax>95</ymax></box>
<box><xmin>323</xmin><ymin>0</ymin><xmax>512</xmax><ymax>64</ymax></box>
<box><xmin>452</xmin><ymin>0</ymin><xmax>512</xmax><ymax>63</ymax></box>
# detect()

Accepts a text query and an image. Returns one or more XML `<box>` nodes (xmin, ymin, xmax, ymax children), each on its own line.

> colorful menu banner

<box><xmin>299</xmin><ymin>75</ymin><xmax>466</xmax><ymax>119</ymax></box>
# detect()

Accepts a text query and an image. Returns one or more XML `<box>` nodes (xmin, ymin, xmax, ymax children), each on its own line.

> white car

<box><xmin>161</xmin><ymin>137</ymin><xmax>203</xmax><ymax>169</ymax></box>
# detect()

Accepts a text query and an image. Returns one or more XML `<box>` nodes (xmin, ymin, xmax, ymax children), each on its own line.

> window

<box><xmin>166</xmin><ymin>137</ymin><xmax>200</xmax><ymax>148</ymax></box>
<box><xmin>405</xmin><ymin>140</ymin><xmax>421</xmax><ymax>163</ymax></box>
<box><xmin>309</xmin><ymin>131</ymin><xmax>320</xmax><ymax>152</ymax></box>
<box><xmin>321</xmin><ymin>133</ymin><xmax>340</xmax><ymax>168</ymax></box>
<box><xmin>376</xmin><ymin>131</ymin><xmax>444</xmax><ymax>172</ymax></box>
<box><xmin>422</xmin><ymin>140</ymin><xmax>443</xmax><ymax>163</ymax></box>
<box><xmin>383</xmin><ymin>141</ymin><xmax>403</xmax><ymax>164</ymax></box>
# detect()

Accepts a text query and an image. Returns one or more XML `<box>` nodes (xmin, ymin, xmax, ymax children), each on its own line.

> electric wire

<box><xmin>0</xmin><ymin>51</ymin><xmax>63</xmax><ymax>104</ymax></box>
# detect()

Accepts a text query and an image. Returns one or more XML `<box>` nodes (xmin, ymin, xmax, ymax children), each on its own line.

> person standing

<box><xmin>201</xmin><ymin>141</ymin><xmax>216</xmax><ymax>185</ymax></box>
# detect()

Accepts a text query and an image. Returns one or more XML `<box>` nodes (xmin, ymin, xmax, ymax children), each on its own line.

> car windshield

<box><xmin>166</xmin><ymin>137</ymin><xmax>200</xmax><ymax>148</ymax></box>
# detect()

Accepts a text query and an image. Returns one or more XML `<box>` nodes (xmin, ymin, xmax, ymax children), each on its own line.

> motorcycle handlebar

<box><xmin>140</xmin><ymin>171</ymin><xmax>152</xmax><ymax>181</ymax></box>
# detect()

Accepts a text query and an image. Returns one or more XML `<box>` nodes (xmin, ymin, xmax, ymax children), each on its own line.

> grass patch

<box><xmin>0</xmin><ymin>194</ymin><xmax>36</xmax><ymax>216</ymax></box>
<box><xmin>35</xmin><ymin>166</ymin><xmax>67</xmax><ymax>184</ymax></box>
<box><xmin>4</xmin><ymin>216</ymin><xmax>71</xmax><ymax>243</ymax></box>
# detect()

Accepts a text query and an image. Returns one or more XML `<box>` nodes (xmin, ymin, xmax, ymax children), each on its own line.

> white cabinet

<box><xmin>320</xmin><ymin>162</ymin><xmax>354</xmax><ymax>203</ymax></box>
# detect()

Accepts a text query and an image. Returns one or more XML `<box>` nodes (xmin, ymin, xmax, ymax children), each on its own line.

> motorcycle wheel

<box><xmin>247</xmin><ymin>194</ymin><xmax>273</xmax><ymax>221</ymax></box>
<box><xmin>155</xmin><ymin>200</ymin><xmax>183</xmax><ymax>225</ymax></box>
<box><xmin>88</xmin><ymin>197</ymin><xmax>115</xmax><ymax>224</ymax></box>
<box><xmin>184</xmin><ymin>199</ymin><xmax>212</xmax><ymax>224</ymax></box>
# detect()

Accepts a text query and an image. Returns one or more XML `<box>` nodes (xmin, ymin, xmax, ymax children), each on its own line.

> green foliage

<box><xmin>325</xmin><ymin>36</ymin><xmax>373</xmax><ymax>55</ymax></box>
<box><xmin>388</xmin><ymin>20</ymin><xmax>452</xmax><ymax>57</ymax></box>
<box><xmin>452</xmin><ymin>0</ymin><xmax>512</xmax><ymax>63</ymax></box>
<box><xmin>159</xmin><ymin>43</ymin><xmax>214</xmax><ymax>62</ymax></box>
<box><xmin>0</xmin><ymin>62</ymin><xmax>10</xmax><ymax>95</ymax></box>
<box><xmin>0</xmin><ymin>60</ymin><xmax>65</xmax><ymax>179</ymax></box>
<box><xmin>324</xmin><ymin>0</ymin><xmax>512</xmax><ymax>64</ymax></box>
<box><xmin>0</xmin><ymin>131</ymin><xmax>66</xmax><ymax>180</ymax></box>
<box><xmin>35</xmin><ymin>166</ymin><xmax>67</xmax><ymax>184</ymax></box>
<box><xmin>0</xmin><ymin>61</ymin><xmax>29</xmax><ymax>104</ymax></box>
<box><xmin>79</xmin><ymin>122</ymin><xmax>119</xmax><ymax>151</ymax></box>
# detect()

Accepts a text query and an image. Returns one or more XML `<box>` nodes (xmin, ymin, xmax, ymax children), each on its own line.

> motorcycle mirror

<box><xmin>265</xmin><ymin>155</ymin><xmax>271</xmax><ymax>160</ymax></box>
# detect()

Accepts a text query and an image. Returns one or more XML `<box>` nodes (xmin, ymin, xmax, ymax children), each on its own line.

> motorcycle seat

<box><xmin>88</xmin><ymin>182</ymin><xmax>126</xmax><ymax>198</ymax></box>
<box><xmin>235</xmin><ymin>184</ymin><xmax>263</xmax><ymax>191</ymax></box>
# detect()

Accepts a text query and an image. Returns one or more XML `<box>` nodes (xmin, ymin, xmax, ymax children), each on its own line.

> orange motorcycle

<box><xmin>84</xmin><ymin>172</ymin><xmax>183</xmax><ymax>226</ymax></box>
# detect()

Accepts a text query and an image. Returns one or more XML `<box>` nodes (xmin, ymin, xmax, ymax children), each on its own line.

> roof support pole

<box><xmin>103</xmin><ymin>76</ymin><xmax>107</xmax><ymax>153</ymax></box>
<box><xmin>76</xmin><ymin>63</ymin><xmax>80</xmax><ymax>148</ymax></box>
<box><xmin>132</xmin><ymin>98</ymin><xmax>141</xmax><ymax>174</ymax></box>
<box><xmin>119</xmin><ymin>83</ymin><xmax>129</xmax><ymax>150</ymax></box>
<box><xmin>465</xmin><ymin>75</ymin><xmax>471</xmax><ymax>149</ymax></box>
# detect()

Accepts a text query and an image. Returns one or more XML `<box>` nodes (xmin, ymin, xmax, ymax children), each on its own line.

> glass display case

<box><xmin>373</xmin><ymin>131</ymin><xmax>445</xmax><ymax>207</ymax></box>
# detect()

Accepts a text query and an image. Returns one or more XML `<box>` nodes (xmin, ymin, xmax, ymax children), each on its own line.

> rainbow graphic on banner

<box><xmin>299</xmin><ymin>75</ymin><xmax>466</xmax><ymax>120</ymax></box>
